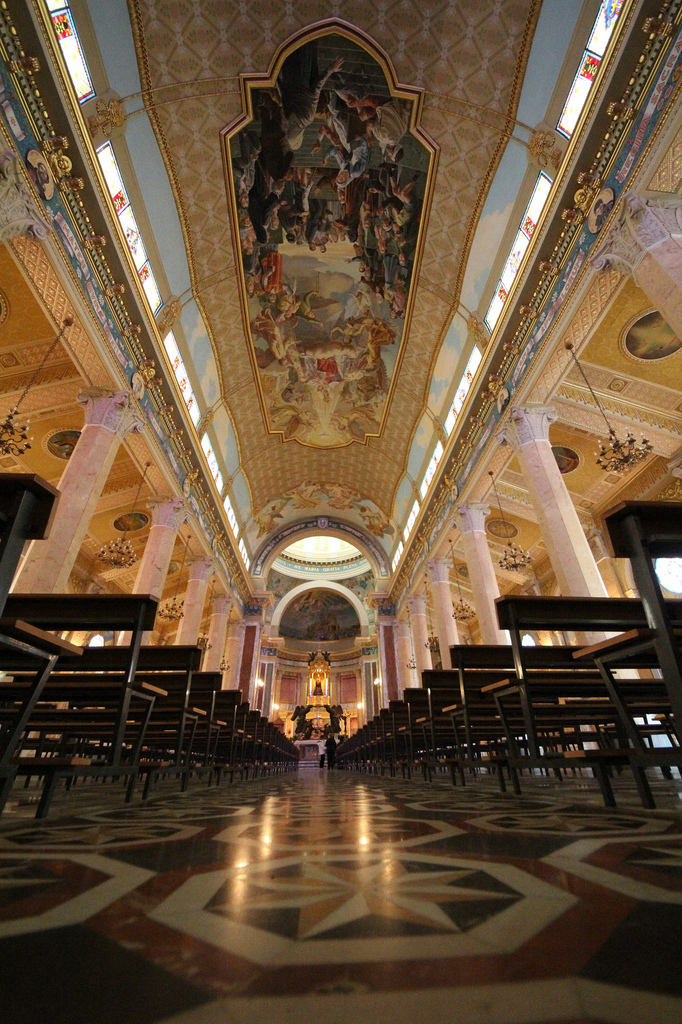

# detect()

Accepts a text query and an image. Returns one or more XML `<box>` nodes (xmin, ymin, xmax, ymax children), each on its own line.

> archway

<box><xmin>252</xmin><ymin>517</ymin><xmax>390</xmax><ymax>579</ymax></box>
<box><xmin>271</xmin><ymin>580</ymin><xmax>370</xmax><ymax>638</ymax></box>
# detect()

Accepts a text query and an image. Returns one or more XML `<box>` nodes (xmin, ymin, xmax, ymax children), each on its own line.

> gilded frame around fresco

<box><xmin>220</xmin><ymin>18</ymin><xmax>439</xmax><ymax>450</ymax></box>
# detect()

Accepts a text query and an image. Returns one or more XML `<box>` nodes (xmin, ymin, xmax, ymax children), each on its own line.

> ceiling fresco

<box><xmin>129</xmin><ymin>0</ymin><xmax>541</xmax><ymax>543</ymax></box>
<box><xmin>226</xmin><ymin>31</ymin><xmax>435</xmax><ymax>449</ymax></box>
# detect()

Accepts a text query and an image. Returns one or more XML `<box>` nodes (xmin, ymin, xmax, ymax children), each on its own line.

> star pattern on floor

<box><xmin>625</xmin><ymin>841</ymin><xmax>682</xmax><ymax>872</ymax></box>
<box><xmin>209</xmin><ymin>856</ymin><xmax>522</xmax><ymax>940</ymax></box>
<box><xmin>0</xmin><ymin>821</ymin><xmax>202</xmax><ymax>849</ymax></box>
<box><xmin>468</xmin><ymin>811</ymin><xmax>674</xmax><ymax>836</ymax></box>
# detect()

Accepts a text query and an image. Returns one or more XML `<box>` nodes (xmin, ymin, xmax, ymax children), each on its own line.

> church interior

<box><xmin>1</xmin><ymin>0</ymin><xmax>682</xmax><ymax>1021</ymax></box>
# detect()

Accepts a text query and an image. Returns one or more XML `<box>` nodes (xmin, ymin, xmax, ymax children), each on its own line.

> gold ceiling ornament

<box><xmin>481</xmin><ymin>372</ymin><xmax>505</xmax><ymax>402</ymax></box>
<box><xmin>0</xmin><ymin>317</ymin><xmax>73</xmax><ymax>458</ymax></box>
<box><xmin>487</xmin><ymin>472</ymin><xmax>532</xmax><ymax>573</ymax></box>
<box><xmin>96</xmin><ymin>461</ymin><xmax>151</xmax><ymax>569</ymax></box>
<box><xmin>564</xmin><ymin>343</ymin><xmax>653</xmax><ymax>472</ymax></box>
<box><xmin>528</xmin><ymin>128</ymin><xmax>563</xmax><ymax>171</ymax></box>
<box><xmin>88</xmin><ymin>98</ymin><xmax>126</xmax><ymax>139</ymax></box>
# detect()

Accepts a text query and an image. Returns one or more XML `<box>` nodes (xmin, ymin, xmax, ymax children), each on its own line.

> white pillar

<box><xmin>499</xmin><ymin>406</ymin><xmax>608</xmax><ymax>598</ymax></box>
<box><xmin>396</xmin><ymin>618</ymin><xmax>417</xmax><ymax>695</ymax></box>
<box><xmin>176</xmin><ymin>557</ymin><xmax>213</xmax><ymax>646</ymax></box>
<box><xmin>428</xmin><ymin>557</ymin><xmax>460</xmax><ymax>669</ymax></box>
<box><xmin>223</xmin><ymin>620</ymin><xmax>244</xmax><ymax>690</ymax></box>
<box><xmin>202</xmin><ymin>595</ymin><xmax>231</xmax><ymax>671</ymax></box>
<box><xmin>457</xmin><ymin>504</ymin><xmax>509</xmax><ymax>645</ymax></box>
<box><xmin>407</xmin><ymin>594</ymin><xmax>432</xmax><ymax>682</ymax></box>
<box><xmin>15</xmin><ymin>388</ymin><xmax>142</xmax><ymax>593</ymax></box>
<box><xmin>377</xmin><ymin>615</ymin><xmax>398</xmax><ymax>706</ymax></box>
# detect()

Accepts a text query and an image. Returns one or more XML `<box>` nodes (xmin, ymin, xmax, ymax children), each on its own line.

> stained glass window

<box><xmin>484</xmin><ymin>173</ymin><xmax>552</xmax><ymax>333</ymax></box>
<box><xmin>239</xmin><ymin>538</ymin><xmax>251</xmax><ymax>571</ymax></box>
<box><xmin>45</xmin><ymin>1</ymin><xmax>94</xmax><ymax>102</ymax></box>
<box><xmin>420</xmin><ymin>441</ymin><xmax>444</xmax><ymax>499</ymax></box>
<box><xmin>655</xmin><ymin>558</ymin><xmax>682</xmax><ymax>595</ymax></box>
<box><xmin>96</xmin><ymin>143</ymin><xmax>163</xmax><ymax>314</ymax></box>
<box><xmin>223</xmin><ymin>494</ymin><xmax>239</xmax><ymax>538</ymax></box>
<box><xmin>201</xmin><ymin>433</ymin><xmax>224</xmax><ymax>493</ymax></box>
<box><xmin>557</xmin><ymin>0</ymin><xmax>624</xmax><ymax>138</ymax></box>
<box><xmin>391</xmin><ymin>540</ymin><xmax>404</xmax><ymax>572</ymax></box>
<box><xmin>163</xmin><ymin>331</ymin><xmax>201</xmax><ymax>427</ymax></box>
<box><xmin>444</xmin><ymin>347</ymin><xmax>483</xmax><ymax>435</ymax></box>
<box><xmin>403</xmin><ymin>500</ymin><xmax>420</xmax><ymax>543</ymax></box>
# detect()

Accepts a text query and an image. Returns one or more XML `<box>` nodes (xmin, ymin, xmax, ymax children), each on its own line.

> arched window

<box><xmin>521</xmin><ymin>633</ymin><xmax>536</xmax><ymax>647</ymax></box>
<box><xmin>88</xmin><ymin>633</ymin><xmax>105</xmax><ymax>648</ymax></box>
<box><xmin>655</xmin><ymin>558</ymin><xmax>682</xmax><ymax>596</ymax></box>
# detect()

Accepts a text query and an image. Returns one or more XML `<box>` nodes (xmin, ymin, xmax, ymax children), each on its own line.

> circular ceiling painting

<box><xmin>487</xmin><ymin>518</ymin><xmax>518</xmax><ymax>540</ymax></box>
<box><xmin>552</xmin><ymin>445</ymin><xmax>580</xmax><ymax>474</ymax></box>
<box><xmin>624</xmin><ymin>311</ymin><xmax>682</xmax><ymax>361</ymax></box>
<box><xmin>46</xmin><ymin>429</ymin><xmax>80</xmax><ymax>460</ymax></box>
<box><xmin>455</xmin><ymin>564</ymin><xmax>469</xmax><ymax>579</ymax></box>
<box><xmin>113</xmin><ymin>511</ymin><xmax>149</xmax><ymax>534</ymax></box>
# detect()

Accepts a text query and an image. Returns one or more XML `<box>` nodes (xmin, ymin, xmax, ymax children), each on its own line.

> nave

<box><xmin>1</xmin><ymin>767</ymin><xmax>682</xmax><ymax>1024</ymax></box>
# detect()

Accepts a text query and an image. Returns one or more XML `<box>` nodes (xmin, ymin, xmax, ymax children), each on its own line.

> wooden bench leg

<box><xmin>0</xmin><ymin>768</ymin><xmax>17</xmax><ymax>815</ymax></box>
<box><xmin>592</xmin><ymin>763</ymin><xmax>616</xmax><ymax>808</ymax></box>
<box><xmin>496</xmin><ymin>762</ymin><xmax>507</xmax><ymax>793</ymax></box>
<box><xmin>631</xmin><ymin>764</ymin><xmax>656</xmax><ymax>809</ymax></box>
<box><xmin>35</xmin><ymin>771</ymin><xmax>62</xmax><ymax>819</ymax></box>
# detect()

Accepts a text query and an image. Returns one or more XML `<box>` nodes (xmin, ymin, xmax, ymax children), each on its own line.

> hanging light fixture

<box><xmin>197</xmin><ymin>579</ymin><xmax>215</xmax><ymax>650</ymax></box>
<box><xmin>565</xmin><ymin>342</ymin><xmax>653</xmax><ymax>472</ymax></box>
<box><xmin>0</xmin><ymin>317</ymin><xmax>73</xmax><ymax>457</ymax></box>
<box><xmin>404</xmin><ymin>604</ymin><xmax>417</xmax><ymax>670</ymax></box>
<box><xmin>448</xmin><ymin>540</ymin><xmax>475</xmax><ymax>621</ymax></box>
<box><xmin>97</xmin><ymin>461</ymin><xmax>151</xmax><ymax>569</ymax></box>
<box><xmin>488</xmin><ymin>472</ymin><xmax>532</xmax><ymax>572</ymax></box>
<box><xmin>219</xmin><ymin>657</ymin><xmax>230</xmax><ymax>672</ymax></box>
<box><xmin>158</xmin><ymin>534</ymin><xmax>191</xmax><ymax>621</ymax></box>
<box><xmin>423</xmin><ymin>574</ymin><xmax>440</xmax><ymax>654</ymax></box>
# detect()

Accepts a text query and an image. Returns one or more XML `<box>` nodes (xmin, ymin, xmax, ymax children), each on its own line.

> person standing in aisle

<box><xmin>325</xmin><ymin>732</ymin><xmax>338</xmax><ymax>769</ymax></box>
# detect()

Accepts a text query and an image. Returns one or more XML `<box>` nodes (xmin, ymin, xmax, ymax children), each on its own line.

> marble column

<box><xmin>176</xmin><ymin>557</ymin><xmax>213</xmax><ymax>646</ymax></box>
<box><xmin>587</xmin><ymin>528</ymin><xmax>625</xmax><ymax>598</ymax></box>
<box><xmin>202</xmin><ymin>595</ymin><xmax>231</xmax><ymax>672</ymax></box>
<box><xmin>15</xmin><ymin>388</ymin><xmax>143</xmax><ymax>593</ymax></box>
<box><xmin>377</xmin><ymin>615</ymin><xmax>398</xmax><ymax>705</ymax></box>
<box><xmin>592</xmin><ymin>195</ymin><xmax>682</xmax><ymax>337</ymax></box>
<box><xmin>223</xmin><ymin>620</ymin><xmax>244</xmax><ymax>690</ymax></box>
<box><xmin>407</xmin><ymin>594</ymin><xmax>432</xmax><ymax>682</ymax></box>
<box><xmin>134</xmin><ymin>497</ymin><xmax>187</xmax><ymax>599</ymax></box>
<box><xmin>498</xmin><ymin>406</ymin><xmax>608</xmax><ymax>598</ymax></box>
<box><xmin>428</xmin><ymin>557</ymin><xmax>460</xmax><ymax>669</ymax></box>
<box><xmin>396</xmin><ymin>618</ymin><xmax>417</xmax><ymax>695</ymax></box>
<box><xmin>457</xmin><ymin>503</ymin><xmax>509</xmax><ymax>645</ymax></box>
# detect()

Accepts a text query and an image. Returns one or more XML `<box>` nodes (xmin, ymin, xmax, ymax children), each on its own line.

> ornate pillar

<box><xmin>15</xmin><ymin>388</ymin><xmax>143</xmax><ymax>593</ymax></box>
<box><xmin>223</xmin><ymin>620</ymin><xmax>244</xmax><ymax>690</ymax></box>
<box><xmin>407</xmin><ymin>594</ymin><xmax>432</xmax><ymax>682</ymax></box>
<box><xmin>202</xmin><ymin>595</ymin><xmax>231</xmax><ymax>672</ymax></box>
<box><xmin>498</xmin><ymin>406</ymin><xmax>608</xmax><ymax>598</ymax></box>
<box><xmin>0</xmin><ymin>150</ymin><xmax>51</xmax><ymax>242</ymax></box>
<box><xmin>176</xmin><ymin>557</ymin><xmax>213</xmax><ymax>646</ymax></box>
<box><xmin>377</xmin><ymin>614</ymin><xmax>398</xmax><ymax>705</ymax></box>
<box><xmin>592</xmin><ymin>195</ymin><xmax>682</xmax><ymax>337</ymax></box>
<box><xmin>587</xmin><ymin>527</ymin><xmax>625</xmax><ymax>598</ymax></box>
<box><xmin>456</xmin><ymin>504</ymin><xmax>509</xmax><ymax>645</ymax></box>
<box><xmin>396</xmin><ymin>617</ymin><xmax>417</xmax><ymax>695</ymax></box>
<box><xmin>134</xmin><ymin>497</ymin><xmax>187</xmax><ymax>599</ymax></box>
<box><xmin>238</xmin><ymin>611</ymin><xmax>263</xmax><ymax>704</ymax></box>
<box><xmin>428</xmin><ymin>557</ymin><xmax>460</xmax><ymax>669</ymax></box>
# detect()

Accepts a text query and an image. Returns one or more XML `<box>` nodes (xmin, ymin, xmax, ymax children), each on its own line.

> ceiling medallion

<box><xmin>487</xmin><ymin>473</ymin><xmax>532</xmax><ymax>573</ymax></box>
<box><xmin>223</xmin><ymin>25</ymin><xmax>437</xmax><ymax>449</ymax></box>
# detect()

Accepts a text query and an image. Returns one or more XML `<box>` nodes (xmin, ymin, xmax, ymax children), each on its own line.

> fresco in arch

<box><xmin>227</xmin><ymin>32</ymin><xmax>433</xmax><ymax>448</ymax></box>
<box><xmin>279</xmin><ymin>588</ymin><xmax>361</xmax><ymax>641</ymax></box>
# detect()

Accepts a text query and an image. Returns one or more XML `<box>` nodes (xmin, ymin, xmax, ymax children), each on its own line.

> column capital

<box><xmin>77</xmin><ymin>387</ymin><xmax>143</xmax><ymax>438</ymax></box>
<box><xmin>591</xmin><ymin>193</ymin><xmax>682</xmax><ymax>277</ymax></box>
<box><xmin>186</xmin><ymin>556</ymin><xmax>214</xmax><ymax>582</ymax></box>
<box><xmin>0</xmin><ymin>149</ymin><xmax>51</xmax><ymax>243</ymax></box>
<box><xmin>210</xmin><ymin>595</ymin><xmax>231</xmax><ymax>616</ymax></box>
<box><xmin>497</xmin><ymin>404</ymin><xmax>557</xmax><ymax>451</ymax></box>
<box><xmin>456</xmin><ymin>503</ymin><xmax>490</xmax><ymax>534</ymax></box>
<box><xmin>427</xmin><ymin>557</ymin><xmax>451</xmax><ymax>584</ymax></box>
<box><xmin>147</xmin><ymin>496</ymin><xmax>188</xmax><ymax>530</ymax></box>
<box><xmin>408</xmin><ymin>593</ymin><xmax>428</xmax><ymax>616</ymax></box>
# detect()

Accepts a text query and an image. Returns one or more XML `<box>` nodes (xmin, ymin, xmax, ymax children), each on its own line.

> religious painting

<box><xmin>46</xmin><ymin>429</ymin><xmax>80</xmax><ymax>459</ymax></box>
<box><xmin>486</xmin><ymin>518</ymin><xmax>518</xmax><ymax>540</ymax></box>
<box><xmin>25</xmin><ymin>148</ymin><xmax>54</xmax><ymax>201</ymax></box>
<box><xmin>224</xmin><ymin>28</ymin><xmax>436</xmax><ymax>447</ymax></box>
<box><xmin>552</xmin><ymin>445</ymin><xmax>580</xmax><ymax>474</ymax></box>
<box><xmin>113</xmin><ymin>511</ymin><xmax>149</xmax><ymax>533</ymax></box>
<box><xmin>586</xmin><ymin>187</ymin><xmax>614</xmax><ymax>234</ymax></box>
<box><xmin>623</xmin><ymin>310</ymin><xmax>682</xmax><ymax>361</ymax></box>
<box><xmin>279</xmin><ymin>588</ymin><xmax>361</xmax><ymax>640</ymax></box>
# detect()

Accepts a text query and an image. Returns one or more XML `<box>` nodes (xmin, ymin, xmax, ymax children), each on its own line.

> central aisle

<box><xmin>1</xmin><ymin>769</ymin><xmax>682</xmax><ymax>1024</ymax></box>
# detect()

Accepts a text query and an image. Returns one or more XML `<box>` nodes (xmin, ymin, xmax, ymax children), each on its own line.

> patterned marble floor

<box><xmin>1</xmin><ymin>768</ymin><xmax>682</xmax><ymax>1024</ymax></box>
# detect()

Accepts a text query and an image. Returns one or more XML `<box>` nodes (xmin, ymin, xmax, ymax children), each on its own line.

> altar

<box><xmin>295</xmin><ymin>740</ymin><xmax>320</xmax><ymax>767</ymax></box>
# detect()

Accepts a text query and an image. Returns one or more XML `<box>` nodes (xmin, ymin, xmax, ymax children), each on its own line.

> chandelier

<box><xmin>488</xmin><ymin>472</ymin><xmax>532</xmax><ymax>572</ymax></box>
<box><xmin>197</xmin><ymin>635</ymin><xmax>212</xmax><ymax>651</ymax></box>
<box><xmin>97</xmin><ymin>462</ymin><xmax>150</xmax><ymax>569</ymax></box>
<box><xmin>423</xmin><ymin>574</ymin><xmax>440</xmax><ymax>653</ymax></box>
<box><xmin>449</xmin><ymin>540</ymin><xmax>475</xmax><ymax>621</ymax></box>
<box><xmin>219</xmin><ymin>656</ymin><xmax>230</xmax><ymax>672</ymax></box>
<box><xmin>565</xmin><ymin>342</ymin><xmax>653</xmax><ymax>472</ymax></box>
<box><xmin>0</xmin><ymin>318</ymin><xmax>73</xmax><ymax>457</ymax></box>
<box><xmin>158</xmin><ymin>533</ymin><xmax>191</xmax><ymax>621</ymax></box>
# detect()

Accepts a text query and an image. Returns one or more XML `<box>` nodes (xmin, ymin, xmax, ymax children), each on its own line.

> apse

<box><xmin>278</xmin><ymin>587</ymin><xmax>361</xmax><ymax>641</ymax></box>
